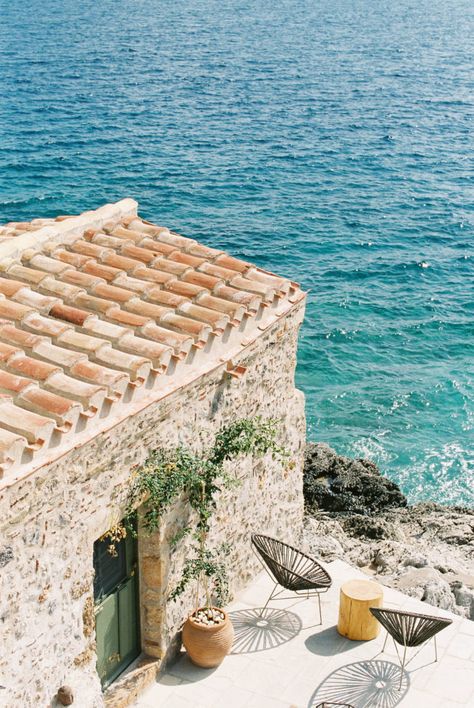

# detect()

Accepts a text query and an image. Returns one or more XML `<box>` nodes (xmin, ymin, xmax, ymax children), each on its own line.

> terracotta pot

<box><xmin>182</xmin><ymin>607</ymin><xmax>234</xmax><ymax>668</ymax></box>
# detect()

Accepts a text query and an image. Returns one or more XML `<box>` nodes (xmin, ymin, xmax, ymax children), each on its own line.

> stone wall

<box><xmin>0</xmin><ymin>302</ymin><xmax>305</xmax><ymax>708</ymax></box>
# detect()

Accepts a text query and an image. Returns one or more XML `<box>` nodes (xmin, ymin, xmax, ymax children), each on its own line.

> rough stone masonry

<box><xmin>0</xmin><ymin>302</ymin><xmax>306</xmax><ymax>708</ymax></box>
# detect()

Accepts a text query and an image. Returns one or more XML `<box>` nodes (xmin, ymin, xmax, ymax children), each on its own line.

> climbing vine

<box><xmin>110</xmin><ymin>417</ymin><xmax>287</xmax><ymax>607</ymax></box>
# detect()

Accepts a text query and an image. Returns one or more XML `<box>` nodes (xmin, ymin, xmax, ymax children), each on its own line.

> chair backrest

<box><xmin>251</xmin><ymin>533</ymin><xmax>331</xmax><ymax>589</ymax></box>
<box><xmin>370</xmin><ymin>607</ymin><xmax>452</xmax><ymax>647</ymax></box>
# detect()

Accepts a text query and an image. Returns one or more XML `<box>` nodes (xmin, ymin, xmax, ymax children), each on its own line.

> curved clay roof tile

<box><xmin>130</xmin><ymin>266</ymin><xmax>174</xmax><ymax>285</ymax></box>
<box><xmin>144</xmin><ymin>289</ymin><xmax>185</xmax><ymax>309</ymax></box>
<box><xmin>0</xmin><ymin>278</ymin><xmax>28</xmax><ymax>298</ymax></box>
<box><xmin>52</xmin><ymin>249</ymin><xmax>93</xmax><ymax>268</ymax></box>
<box><xmin>8</xmin><ymin>355</ymin><xmax>60</xmax><ymax>380</ymax></box>
<box><xmin>83</xmin><ymin>318</ymin><xmax>129</xmax><ymax>342</ymax></box>
<box><xmin>19</xmin><ymin>388</ymin><xmax>82</xmax><ymax>429</ymax></box>
<box><xmin>161</xmin><ymin>313</ymin><xmax>211</xmax><ymax>342</ymax></box>
<box><xmin>57</xmin><ymin>330</ymin><xmax>112</xmax><ymax>356</ymax></box>
<box><xmin>246</xmin><ymin>267</ymin><xmax>290</xmax><ymax>294</ymax></box>
<box><xmin>178</xmin><ymin>302</ymin><xmax>229</xmax><ymax>332</ymax></box>
<box><xmin>108</xmin><ymin>225</ymin><xmax>146</xmax><ymax>244</ymax></box>
<box><xmin>137</xmin><ymin>237</ymin><xmax>176</xmax><ymax>257</ymax></box>
<box><xmin>198</xmin><ymin>262</ymin><xmax>239</xmax><ymax>281</ymax></box>
<box><xmin>92</xmin><ymin>282</ymin><xmax>134</xmax><ymax>303</ymax></box>
<box><xmin>13</xmin><ymin>289</ymin><xmax>59</xmax><ymax>313</ymax></box>
<box><xmin>0</xmin><ymin>399</ymin><xmax>56</xmax><ymax>447</ymax></box>
<box><xmin>212</xmin><ymin>284</ymin><xmax>261</xmax><ymax>312</ymax></box>
<box><xmin>7</xmin><ymin>264</ymin><xmax>49</xmax><ymax>286</ymax></box>
<box><xmin>86</xmin><ymin>232</ymin><xmax>125</xmax><ymax>249</ymax></box>
<box><xmin>49</xmin><ymin>303</ymin><xmax>93</xmax><ymax>327</ymax></box>
<box><xmin>181</xmin><ymin>271</ymin><xmax>221</xmax><ymax>290</ymax></box>
<box><xmin>0</xmin><ymin>370</ymin><xmax>33</xmax><ymax>394</ymax></box>
<box><xmin>0</xmin><ymin>200</ymin><xmax>303</xmax><ymax>480</ymax></box>
<box><xmin>0</xmin><ymin>324</ymin><xmax>43</xmax><ymax>350</ymax></box>
<box><xmin>61</xmin><ymin>269</ymin><xmax>105</xmax><ymax>289</ymax></box>
<box><xmin>93</xmin><ymin>348</ymin><xmax>151</xmax><ymax>382</ymax></box>
<box><xmin>32</xmin><ymin>340</ymin><xmax>86</xmax><ymax>369</ymax></box>
<box><xmin>165</xmin><ymin>280</ymin><xmax>206</xmax><ymax>299</ymax></box>
<box><xmin>140</xmin><ymin>322</ymin><xmax>193</xmax><ymax>356</ymax></box>
<box><xmin>0</xmin><ymin>428</ymin><xmax>27</xmax><ymax>471</ymax></box>
<box><xmin>120</xmin><ymin>243</ymin><xmax>162</xmax><ymax>264</ymax></box>
<box><xmin>69</xmin><ymin>360</ymin><xmax>129</xmax><ymax>395</ymax></box>
<box><xmin>0</xmin><ymin>299</ymin><xmax>35</xmax><ymax>322</ymax></box>
<box><xmin>196</xmin><ymin>293</ymin><xmax>245</xmax><ymax>322</ymax></box>
<box><xmin>22</xmin><ymin>312</ymin><xmax>73</xmax><ymax>337</ymax></box>
<box><xmin>45</xmin><ymin>371</ymin><xmax>106</xmax><ymax>410</ymax></box>
<box><xmin>125</xmin><ymin>299</ymin><xmax>170</xmax><ymax>321</ymax></box>
<box><xmin>214</xmin><ymin>254</ymin><xmax>251</xmax><ymax>274</ymax></box>
<box><xmin>168</xmin><ymin>251</ymin><xmax>205</xmax><ymax>269</ymax></box>
<box><xmin>111</xmin><ymin>274</ymin><xmax>151</xmax><ymax>294</ymax></box>
<box><xmin>27</xmin><ymin>253</ymin><xmax>71</xmax><ymax>276</ymax></box>
<box><xmin>107</xmin><ymin>307</ymin><xmax>149</xmax><ymax>328</ymax></box>
<box><xmin>82</xmin><ymin>261</ymin><xmax>123</xmax><ymax>282</ymax></box>
<box><xmin>117</xmin><ymin>333</ymin><xmax>172</xmax><ymax>371</ymax></box>
<box><xmin>39</xmin><ymin>277</ymin><xmax>86</xmax><ymax>301</ymax></box>
<box><xmin>230</xmin><ymin>275</ymin><xmax>275</xmax><ymax>301</ymax></box>
<box><xmin>71</xmin><ymin>239</ymin><xmax>109</xmax><ymax>259</ymax></box>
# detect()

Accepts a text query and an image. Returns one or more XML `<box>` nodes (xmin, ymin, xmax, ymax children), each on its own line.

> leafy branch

<box><xmin>115</xmin><ymin>417</ymin><xmax>287</xmax><ymax>608</ymax></box>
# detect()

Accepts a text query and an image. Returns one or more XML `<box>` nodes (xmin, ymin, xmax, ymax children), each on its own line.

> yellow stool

<box><xmin>337</xmin><ymin>579</ymin><xmax>383</xmax><ymax>640</ymax></box>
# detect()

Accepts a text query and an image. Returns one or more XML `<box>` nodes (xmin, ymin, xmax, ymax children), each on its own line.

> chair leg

<box><xmin>399</xmin><ymin>644</ymin><xmax>407</xmax><ymax>691</ymax></box>
<box><xmin>382</xmin><ymin>631</ymin><xmax>389</xmax><ymax>653</ymax></box>
<box><xmin>317</xmin><ymin>592</ymin><xmax>322</xmax><ymax>625</ymax></box>
<box><xmin>434</xmin><ymin>635</ymin><xmax>438</xmax><ymax>662</ymax></box>
<box><xmin>259</xmin><ymin>583</ymin><xmax>278</xmax><ymax>617</ymax></box>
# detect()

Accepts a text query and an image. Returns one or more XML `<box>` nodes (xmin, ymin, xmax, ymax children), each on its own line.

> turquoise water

<box><xmin>0</xmin><ymin>0</ymin><xmax>473</xmax><ymax>505</ymax></box>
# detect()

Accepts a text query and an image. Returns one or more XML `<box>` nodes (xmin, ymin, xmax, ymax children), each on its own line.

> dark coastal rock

<box><xmin>302</xmin><ymin>443</ymin><xmax>474</xmax><ymax>621</ymax></box>
<box><xmin>304</xmin><ymin>443</ymin><xmax>407</xmax><ymax>514</ymax></box>
<box><xmin>342</xmin><ymin>515</ymin><xmax>394</xmax><ymax>540</ymax></box>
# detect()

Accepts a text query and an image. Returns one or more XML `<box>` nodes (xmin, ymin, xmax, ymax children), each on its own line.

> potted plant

<box><xmin>115</xmin><ymin>418</ymin><xmax>286</xmax><ymax>668</ymax></box>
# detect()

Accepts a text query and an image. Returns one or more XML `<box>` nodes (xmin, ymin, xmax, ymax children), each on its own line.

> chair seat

<box><xmin>370</xmin><ymin>607</ymin><xmax>453</xmax><ymax>647</ymax></box>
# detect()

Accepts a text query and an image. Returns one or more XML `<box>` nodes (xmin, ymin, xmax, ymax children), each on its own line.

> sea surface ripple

<box><xmin>0</xmin><ymin>0</ymin><xmax>473</xmax><ymax>505</ymax></box>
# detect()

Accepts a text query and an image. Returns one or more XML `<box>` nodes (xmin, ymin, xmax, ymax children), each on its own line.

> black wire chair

<box><xmin>251</xmin><ymin>534</ymin><xmax>332</xmax><ymax>624</ymax></box>
<box><xmin>370</xmin><ymin>607</ymin><xmax>453</xmax><ymax>689</ymax></box>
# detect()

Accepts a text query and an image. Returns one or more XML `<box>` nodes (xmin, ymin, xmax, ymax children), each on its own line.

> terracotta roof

<box><xmin>0</xmin><ymin>199</ymin><xmax>305</xmax><ymax>483</ymax></box>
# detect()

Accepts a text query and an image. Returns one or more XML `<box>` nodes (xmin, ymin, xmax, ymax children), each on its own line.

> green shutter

<box><xmin>94</xmin><ymin>516</ymin><xmax>141</xmax><ymax>689</ymax></box>
<box><xmin>95</xmin><ymin>594</ymin><xmax>121</xmax><ymax>686</ymax></box>
<box><xmin>118</xmin><ymin>573</ymin><xmax>140</xmax><ymax>663</ymax></box>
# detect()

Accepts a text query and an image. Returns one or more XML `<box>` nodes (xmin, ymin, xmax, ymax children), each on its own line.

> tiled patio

<box><xmin>134</xmin><ymin>559</ymin><xmax>474</xmax><ymax>708</ymax></box>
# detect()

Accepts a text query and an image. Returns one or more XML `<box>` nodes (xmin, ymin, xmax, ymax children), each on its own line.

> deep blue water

<box><xmin>1</xmin><ymin>0</ymin><xmax>473</xmax><ymax>505</ymax></box>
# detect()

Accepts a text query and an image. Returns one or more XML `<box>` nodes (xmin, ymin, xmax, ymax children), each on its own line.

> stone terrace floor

<box><xmin>133</xmin><ymin>559</ymin><xmax>474</xmax><ymax>708</ymax></box>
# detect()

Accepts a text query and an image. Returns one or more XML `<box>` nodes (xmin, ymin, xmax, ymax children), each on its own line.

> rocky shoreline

<box><xmin>302</xmin><ymin>443</ymin><xmax>474</xmax><ymax>620</ymax></box>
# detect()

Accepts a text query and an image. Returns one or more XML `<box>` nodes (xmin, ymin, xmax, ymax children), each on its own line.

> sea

<box><xmin>0</xmin><ymin>0</ymin><xmax>472</xmax><ymax>506</ymax></box>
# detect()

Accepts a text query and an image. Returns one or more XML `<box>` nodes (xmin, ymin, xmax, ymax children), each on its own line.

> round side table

<box><xmin>337</xmin><ymin>579</ymin><xmax>383</xmax><ymax>641</ymax></box>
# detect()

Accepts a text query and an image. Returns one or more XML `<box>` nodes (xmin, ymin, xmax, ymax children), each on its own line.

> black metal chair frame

<box><xmin>315</xmin><ymin>703</ymin><xmax>355</xmax><ymax>708</ymax></box>
<box><xmin>251</xmin><ymin>533</ymin><xmax>332</xmax><ymax>625</ymax></box>
<box><xmin>370</xmin><ymin>606</ymin><xmax>453</xmax><ymax>689</ymax></box>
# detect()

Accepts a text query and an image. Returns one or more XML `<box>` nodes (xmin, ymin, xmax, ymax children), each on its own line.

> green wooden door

<box><xmin>94</xmin><ymin>522</ymin><xmax>140</xmax><ymax>689</ymax></box>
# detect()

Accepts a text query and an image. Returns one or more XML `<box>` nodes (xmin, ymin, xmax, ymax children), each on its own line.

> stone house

<box><xmin>0</xmin><ymin>199</ymin><xmax>306</xmax><ymax>707</ymax></box>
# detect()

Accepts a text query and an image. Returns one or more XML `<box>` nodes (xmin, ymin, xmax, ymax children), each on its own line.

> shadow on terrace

<box><xmin>308</xmin><ymin>659</ymin><xmax>409</xmax><ymax>708</ymax></box>
<box><xmin>228</xmin><ymin>607</ymin><xmax>302</xmax><ymax>654</ymax></box>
